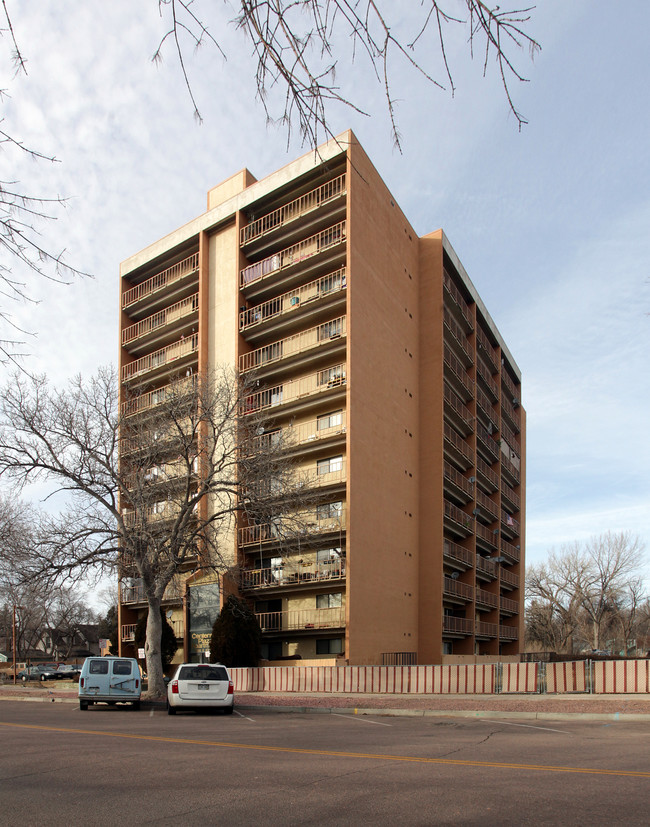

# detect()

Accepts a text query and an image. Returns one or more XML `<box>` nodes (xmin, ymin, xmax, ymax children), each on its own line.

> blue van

<box><xmin>78</xmin><ymin>657</ymin><xmax>141</xmax><ymax>710</ymax></box>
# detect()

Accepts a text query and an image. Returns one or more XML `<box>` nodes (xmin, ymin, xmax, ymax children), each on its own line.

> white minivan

<box><xmin>78</xmin><ymin>657</ymin><xmax>141</xmax><ymax>710</ymax></box>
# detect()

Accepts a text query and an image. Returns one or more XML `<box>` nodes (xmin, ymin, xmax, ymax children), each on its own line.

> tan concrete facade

<box><xmin>117</xmin><ymin>131</ymin><xmax>525</xmax><ymax>666</ymax></box>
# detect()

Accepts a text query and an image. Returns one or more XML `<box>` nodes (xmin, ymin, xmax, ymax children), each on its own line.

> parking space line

<box><xmin>1</xmin><ymin>721</ymin><xmax>648</xmax><ymax>778</ymax></box>
<box><xmin>480</xmin><ymin>720</ymin><xmax>568</xmax><ymax>734</ymax></box>
<box><xmin>332</xmin><ymin>713</ymin><xmax>391</xmax><ymax>726</ymax></box>
<box><xmin>234</xmin><ymin>710</ymin><xmax>255</xmax><ymax>722</ymax></box>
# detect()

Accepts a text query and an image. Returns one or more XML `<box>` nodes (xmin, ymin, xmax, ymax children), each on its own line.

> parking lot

<box><xmin>1</xmin><ymin>700</ymin><xmax>649</xmax><ymax>825</ymax></box>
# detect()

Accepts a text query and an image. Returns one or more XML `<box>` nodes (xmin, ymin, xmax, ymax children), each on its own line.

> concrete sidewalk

<box><xmin>2</xmin><ymin>681</ymin><xmax>650</xmax><ymax>721</ymax></box>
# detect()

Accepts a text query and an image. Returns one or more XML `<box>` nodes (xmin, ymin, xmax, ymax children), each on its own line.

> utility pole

<box><xmin>12</xmin><ymin>605</ymin><xmax>23</xmax><ymax>685</ymax></box>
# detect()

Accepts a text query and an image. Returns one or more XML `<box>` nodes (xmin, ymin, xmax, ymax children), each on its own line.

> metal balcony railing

<box><xmin>475</xmin><ymin>522</ymin><xmax>498</xmax><ymax>549</ymax></box>
<box><xmin>443</xmin><ymin>423</ymin><xmax>474</xmax><ymax>467</ymax></box>
<box><xmin>242</xmin><ymin>364</ymin><xmax>346</xmax><ymax>416</ymax></box>
<box><xmin>240</xmin><ymin>268</ymin><xmax>346</xmax><ymax>331</ymax></box>
<box><xmin>443</xmin><ymin>539</ymin><xmax>474</xmax><ymax>568</ymax></box>
<box><xmin>122</xmin><ymin>294</ymin><xmax>198</xmax><ymax>346</ymax></box>
<box><xmin>500</xmin><ymin>421</ymin><xmax>520</xmax><ymax>459</ymax></box>
<box><xmin>240</xmin><ymin>221</ymin><xmax>346</xmax><ymax>288</ymax></box>
<box><xmin>443</xmin><ymin>461</ymin><xmax>474</xmax><ymax>499</ymax></box>
<box><xmin>476</xmin><ymin>588</ymin><xmax>498</xmax><ymax>609</ymax></box>
<box><xmin>476</xmin><ymin>423</ymin><xmax>500</xmax><ymax>462</ymax></box>
<box><xmin>121</xmin><ymin>624</ymin><xmax>137</xmax><ymax>642</ymax></box>
<box><xmin>501</xmin><ymin>538</ymin><xmax>521</xmax><ymax>563</ymax></box>
<box><xmin>255</xmin><ymin>607</ymin><xmax>345</xmax><ymax>632</ymax></box>
<box><xmin>442</xmin><ymin>616</ymin><xmax>474</xmax><ymax>635</ymax></box>
<box><xmin>476</xmin><ymin>386</ymin><xmax>498</xmax><ymax>430</ymax></box>
<box><xmin>499</xmin><ymin>625</ymin><xmax>519</xmax><ymax>641</ymax></box>
<box><xmin>241</xmin><ymin>560</ymin><xmax>346</xmax><ymax>590</ymax></box>
<box><xmin>476</xmin><ymin>621</ymin><xmax>499</xmax><ymax>638</ymax></box>
<box><xmin>443</xmin><ymin>307</ymin><xmax>473</xmax><ymax>365</ymax></box>
<box><xmin>122</xmin><ymin>253</ymin><xmax>199</xmax><ymax>309</ymax></box>
<box><xmin>443</xmin><ymin>577</ymin><xmax>474</xmax><ymax>601</ymax></box>
<box><xmin>242</xmin><ymin>412</ymin><xmax>346</xmax><ymax>456</ymax></box>
<box><xmin>475</xmin><ymin>325</ymin><xmax>498</xmax><ymax>374</ymax></box>
<box><xmin>121</xmin><ymin>376</ymin><xmax>197</xmax><ymax>417</ymax></box>
<box><xmin>501</xmin><ymin>509</ymin><xmax>520</xmax><ymax>536</ymax></box>
<box><xmin>476</xmin><ymin>555</ymin><xmax>498</xmax><ymax>578</ymax></box>
<box><xmin>501</xmin><ymin>397</ymin><xmax>521</xmax><ymax>431</ymax></box>
<box><xmin>500</xmin><ymin>568</ymin><xmax>520</xmax><ymax>588</ymax></box>
<box><xmin>476</xmin><ymin>358</ymin><xmax>499</xmax><ymax>400</ymax></box>
<box><xmin>239</xmin><ymin>316</ymin><xmax>346</xmax><ymax>372</ymax></box>
<box><xmin>475</xmin><ymin>489</ymin><xmax>498</xmax><ymax>522</ymax></box>
<box><xmin>444</xmin><ymin>500</ymin><xmax>474</xmax><ymax>535</ymax></box>
<box><xmin>501</xmin><ymin>454</ymin><xmax>521</xmax><ymax>485</ymax></box>
<box><xmin>443</xmin><ymin>384</ymin><xmax>474</xmax><ymax>433</ymax></box>
<box><xmin>501</xmin><ymin>369</ymin><xmax>519</xmax><ymax>400</ymax></box>
<box><xmin>239</xmin><ymin>509</ymin><xmax>346</xmax><ymax>546</ymax></box>
<box><xmin>122</xmin><ymin>333</ymin><xmax>199</xmax><ymax>382</ymax></box>
<box><xmin>120</xmin><ymin>580</ymin><xmax>183</xmax><ymax>605</ymax></box>
<box><xmin>443</xmin><ymin>270</ymin><xmax>473</xmax><ymax>330</ymax></box>
<box><xmin>122</xmin><ymin>501</ymin><xmax>183</xmax><ymax>527</ymax></box>
<box><xmin>500</xmin><ymin>595</ymin><xmax>519</xmax><ymax>614</ymax></box>
<box><xmin>476</xmin><ymin>457</ymin><xmax>499</xmax><ymax>491</ymax></box>
<box><xmin>241</xmin><ymin>174</ymin><xmax>346</xmax><ymax>245</ymax></box>
<box><xmin>443</xmin><ymin>345</ymin><xmax>474</xmax><ymax>399</ymax></box>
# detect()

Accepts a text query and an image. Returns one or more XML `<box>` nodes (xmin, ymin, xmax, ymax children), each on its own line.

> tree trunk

<box><xmin>144</xmin><ymin>597</ymin><xmax>165</xmax><ymax>698</ymax></box>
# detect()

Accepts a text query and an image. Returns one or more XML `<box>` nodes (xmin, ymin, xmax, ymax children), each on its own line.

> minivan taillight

<box><xmin>80</xmin><ymin>677</ymin><xmax>85</xmax><ymax>688</ymax></box>
<box><xmin>227</xmin><ymin>681</ymin><xmax>234</xmax><ymax>695</ymax></box>
<box><xmin>171</xmin><ymin>680</ymin><xmax>179</xmax><ymax>694</ymax></box>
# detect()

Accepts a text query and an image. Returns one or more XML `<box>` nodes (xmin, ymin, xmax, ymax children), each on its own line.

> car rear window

<box><xmin>178</xmin><ymin>666</ymin><xmax>228</xmax><ymax>681</ymax></box>
<box><xmin>112</xmin><ymin>660</ymin><xmax>133</xmax><ymax>676</ymax></box>
<box><xmin>89</xmin><ymin>660</ymin><xmax>109</xmax><ymax>675</ymax></box>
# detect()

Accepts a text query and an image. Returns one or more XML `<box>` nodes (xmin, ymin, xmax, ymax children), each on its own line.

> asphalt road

<box><xmin>1</xmin><ymin>701</ymin><xmax>648</xmax><ymax>825</ymax></box>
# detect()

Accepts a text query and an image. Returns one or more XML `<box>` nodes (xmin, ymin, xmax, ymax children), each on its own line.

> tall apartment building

<box><xmin>118</xmin><ymin>130</ymin><xmax>525</xmax><ymax>666</ymax></box>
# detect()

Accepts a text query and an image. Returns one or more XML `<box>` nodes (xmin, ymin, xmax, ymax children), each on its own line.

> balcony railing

<box><xmin>242</xmin><ymin>560</ymin><xmax>346</xmax><ymax>590</ymax></box>
<box><xmin>443</xmin><ymin>345</ymin><xmax>474</xmax><ymax>399</ymax></box>
<box><xmin>122</xmin><ymin>333</ymin><xmax>199</xmax><ymax>382</ymax></box>
<box><xmin>443</xmin><ymin>577</ymin><xmax>474</xmax><ymax>601</ymax></box>
<box><xmin>444</xmin><ymin>500</ymin><xmax>474</xmax><ymax>535</ymax></box>
<box><xmin>499</xmin><ymin>420</ymin><xmax>519</xmax><ymax>457</ymax></box>
<box><xmin>121</xmin><ymin>624</ymin><xmax>137</xmax><ymax>642</ymax></box>
<box><xmin>443</xmin><ymin>384</ymin><xmax>473</xmax><ymax>434</ymax></box>
<box><xmin>500</xmin><ymin>568</ymin><xmax>520</xmax><ymax>589</ymax></box>
<box><xmin>501</xmin><ymin>369</ymin><xmax>519</xmax><ymax>400</ymax></box>
<box><xmin>501</xmin><ymin>510</ymin><xmax>520</xmax><ymax>536</ymax></box>
<box><xmin>500</xmin><ymin>595</ymin><xmax>519</xmax><ymax>614</ymax></box>
<box><xmin>122</xmin><ymin>376</ymin><xmax>197</xmax><ymax>417</ymax></box>
<box><xmin>501</xmin><ymin>538</ymin><xmax>521</xmax><ymax>563</ymax></box>
<box><xmin>443</xmin><ymin>307</ymin><xmax>473</xmax><ymax>365</ymax></box>
<box><xmin>240</xmin><ymin>269</ymin><xmax>346</xmax><ymax>331</ymax></box>
<box><xmin>239</xmin><ymin>509</ymin><xmax>346</xmax><ymax>546</ymax></box>
<box><xmin>122</xmin><ymin>252</ymin><xmax>199</xmax><ymax>309</ymax></box>
<box><xmin>476</xmin><ymin>555</ymin><xmax>498</xmax><ymax>578</ymax></box>
<box><xmin>242</xmin><ymin>412</ymin><xmax>346</xmax><ymax>456</ymax></box>
<box><xmin>122</xmin><ymin>501</ymin><xmax>183</xmax><ymax>527</ymax></box>
<box><xmin>240</xmin><ymin>221</ymin><xmax>346</xmax><ymax>288</ymax></box>
<box><xmin>255</xmin><ymin>607</ymin><xmax>345</xmax><ymax>632</ymax></box>
<box><xmin>476</xmin><ymin>386</ymin><xmax>498</xmax><ymax>431</ymax></box>
<box><xmin>443</xmin><ymin>461</ymin><xmax>474</xmax><ymax>500</ymax></box>
<box><xmin>239</xmin><ymin>316</ymin><xmax>346</xmax><ymax>372</ymax></box>
<box><xmin>476</xmin><ymin>423</ymin><xmax>500</xmax><ymax>462</ymax></box>
<box><xmin>475</xmin><ymin>489</ymin><xmax>498</xmax><ymax>522</ymax></box>
<box><xmin>476</xmin><ymin>457</ymin><xmax>499</xmax><ymax>491</ymax></box>
<box><xmin>475</xmin><ymin>522</ymin><xmax>498</xmax><ymax>549</ymax></box>
<box><xmin>501</xmin><ymin>454</ymin><xmax>521</xmax><ymax>485</ymax></box>
<box><xmin>475</xmin><ymin>588</ymin><xmax>498</xmax><ymax>609</ymax></box>
<box><xmin>499</xmin><ymin>625</ymin><xmax>519</xmax><ymax>641</ymax></box>
<box><xmin>122</xmin><ymin>293</ymin><xmax>198</xmax><ymax>346</ymax></box>
<box><xmin>501</xmin><ymin>397</ymin><xmax>521</xmax><ymax>431</ymax></box>
<box><xmin>476</xmin><ymin>621</ymin><xmax>499</xmax><ymax>638</ymax></box>
<box><xmin>443</xmin><ymin>423</ymin><xmax>474</xmax><ymax>467</ymax></box>
<box><xmin>476</xmin><ymin>358</ymin><xmax>499</xmax><ymax>400</ymax></box>
<box><xmin>443</xmin><ymin>539</ymin><xmax>474</xmax><ymax>568</ymax></box>
<box><xmin>120</xmin><ymin>580</ymin><xmax>184</xmax><ymax>605</ymax></box>
<box><xmin>242</xmin><ymin>364</ymin><xmax>346</xmax><ymax>416</ymax></box>
<box><xmin>443</xmin><ymin>616</ymin><xmax>474</xmax><ymax>635</ymax></box>
<box><xmin>475</xmin><ymin>325</ymin><xmax>498</xmax><ymax>374</ymax></box>
<box><xmin>443</xmin><ymin>270</ymin><xmax>473</xmax><ymax>330</ymax></box>
<box><xmin>241</xmin><ymin>174</ymin><xmax>346</xmax><ymax>245</ymax></box>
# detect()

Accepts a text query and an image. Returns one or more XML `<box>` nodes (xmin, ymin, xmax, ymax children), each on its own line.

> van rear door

<box><xmin>109</xmin><ymin>659</ymin><xmax>139</xmax><ymax>698</ymax></box>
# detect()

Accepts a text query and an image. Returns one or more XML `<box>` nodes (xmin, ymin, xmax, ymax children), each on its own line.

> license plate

<box><xmin>198</xmin><ymin>684</ymin><xmax>209</xmax><ymax>690</ymax></box>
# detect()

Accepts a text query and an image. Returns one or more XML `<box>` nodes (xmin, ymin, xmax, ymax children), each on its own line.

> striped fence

<box><xmin>231</xmin><ymin>660</ymin><xmax>650</xmax><ymax>696</ymax></box>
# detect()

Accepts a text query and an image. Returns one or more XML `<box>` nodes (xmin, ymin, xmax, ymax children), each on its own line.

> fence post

<box><xmin>496</xmin><ymin>662</ymin><xmax>503</xmax><ymax>694</ymax></box>
<box><xmin>587</xmin><ymin>659</ymin><xmax>593</xmax><ymax>694</ymax></box>
<box><xmin>538</xmin><ymin>662</ymin><xmax>546</xmax><ymax>694</ymax></box>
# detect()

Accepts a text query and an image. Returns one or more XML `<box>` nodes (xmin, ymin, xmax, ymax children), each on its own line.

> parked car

<box><xmin>167</xmin><ymin>663</ymin><xmax>234</xmax><ymax>715</ymax></box>
<box><xmin>78</xmin><ymin>657</ymin><xmax>141</xmax><ymax>710</ymax></box>
<box><xmin>18</xmin><ymin>665</ymin><xmax>60</xmax><ymax>682</ymax></box>
<box><xmin>56</xmin><ymin>664</ymin><xmax>81</xmax><ymax>679</ymax></box>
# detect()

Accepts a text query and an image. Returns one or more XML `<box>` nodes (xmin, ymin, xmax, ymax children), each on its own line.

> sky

<box><xmin>1</xmin><ymin>1</ymin><xmax>649</xmax><ymax>590</ymax></box>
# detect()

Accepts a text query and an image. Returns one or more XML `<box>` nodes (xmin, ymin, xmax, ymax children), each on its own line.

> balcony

<box><xmin>500</xmin><ymin>595</ymin><xmax>519</xmax><ymax>616</ymax></box>
<box><xmin>122</xmin><ymin>501</ymin><xmax>183</xmax><ymax>527</ymax></box>
<box><xmin>122</xmin><ymin>293</ymin><xmax>199</xmax><ymax>351</ymax></box>
<box><xmin>443</xmin><ymin>500</ymin><xmax>474</xmax><ymax>538</ymax></box>
<box><xmin>241</xmin><ymin>174</ymin><xmax>346</xmax><ymax>246</ymax></box>
<box><xmin>476</xmin><ymin>457</ymin><xmax>499</xmax><ymax>492</ymax></box>
<box><xmin>475</xmin><ymin>489</ymin><xmax>498</xmax><ymax>522</ymax></box>
<box><xmin>242</xmin><ymin>364</ymin><xmax>346</xmax><ymax>417</ymax></box>
<box><xmin>443</xmin><ymin>307</ymin><xmax>473</xmax><ymax>366</ymax></box>
<box><xmin>475</xmin><ymin>325</ymin><xmax>499</xmax><ymax>374</ymax></box>
<box><xmin>443</xmin><ymin>423</ymin><xmax>474</xmax><ymax>470</ymax></box>
<box><xmin>443</xmin><ymin>345</ymin><xmax>474</xmax><ymax>401</ymax></box>
<box><xmin>122</xmin><ymin>376</ymin><xmax>196</xmax><ymax>418</ymax></box>
<box><xmin>501</xmin><ymin>453</ymin><xmax>521</xmax><ymax>486</ymax></box>
<box><xmin>238</xmin><ymin>509</ymin><xmax>346</xmax><ymax>547</ymax></box>
<box><xmin>243</xmin><ymin>412</ymin><xmax>346</xmax><ymax>457</ymax></box>
<box><xmin>241</xmin><ymin>560</ymin><xmax>346</xmax><ymax>591</ymax></box>
<box><xmin>255</xmin><ymin>607</ymin><xmax>345</xmax><ymax>633</ymax></box>
<box><xmin>443</xmin><ymin>384</ymin><xmax>473</xmax><ymax>436</ymax></box>
<box><xmin>121</xmin><ymin>624</ymin><xmax>137</xmax><ymax>642</ymax></box>
<box><xmin>443</xmin><ymin>577</ymin><xmax>474</xmax><ymax>603</ymax></box>
<box><xmin>476</xmin><ymin>358</ymin><xmax>499</xmax><ymax>401</ymax></box>
<box><xmin>500</xmin><ymin>567</ymin><xmax>520</xmax><ymax>589</ymax></box>
<box><xmin>475</xmin><ymin>522</ymin><xmax>498</xmax><ymax>551</ymax></box>
<box><xmin>120</xmin><ymin>579</ymin><xmax>184</xmax><ymax>605</ymax></box>
<box><xmin>500</xmin><ymin>538</ymin><xmax>521</xmax><ymax>564</ymax></box>
<box><xmin>476</xmin><ymin>423</ymin><xmax>500</xmax><ymax>464</ymax></box>
<box><xmin>122</xmin><ymin>252</ymin><xmax>199</xmax><ymax>313</ymax></box>
<box><xmin>501</xmin><ymin>509</ymin><xmax>520</xmax><ymax>539</ymax></box>
<box><xmin>501</xmin><ymin>369</ymin><xmax>519</xmax><ymax>401</ymax></box>
<box><xmin>443</xmin><ymin>270</ymin><xmax>473</xmax><ymax>331</ymax></box>
<box><xmin>499</xmin><ymin>625</ymin><xmax>519</xmax><ymax>641</ymax></box>
<box><xmin>476</xmin><ymin>555</ymin><xmax>498</xmax><ymax>581</ymax></box>
<box><xmin>476</xmin><ymin>621</ymin><xmax>499</xmax><ymax>639</ymax></box>
<box><xmin>240</xmin><ymin>221</ymin><xmax>346</xmax><ymax>290</ymax></box>
<box><xmin>239</xmin><ymin>268</ymin><xmax>346</xmax><ymax>336</ymax></box>
<box><xmin>122</xmin><ymin>333</ymin><xmax>198</xmax><ymax>384</ymax></box>
<box><xmin>239</xmin><ymin>316</ymin><xmax>346</xmax><ymax>374</ymax></box>
<box><xmin>443</xmin><ymin>461</ymin><xmax>474</xmax><ymax>503</ymax></box>
<box><xmin>475</xmin><ymin>588</ymin><xmax>498</xmax><ymax>609</ymax></box>
<box><xmin>443</xmin><ymin>539</ymin><xmax>474</xmax><ymax>571</ymax></box>
<box><xmin>476</xmin><ymin>386</ymin><xmax>498</xmax><ymax>433</ymax></box>
<box><xmin>501</xmin><ymin>396</ymin><xmax>521</xmax><ymax>432</ymax></box>
<box><xmin>443</xmin><ymin>616</ymin><xmax>474</xmax><ymax>636</ymax></box>
<box><xmin>500</xmin><ymin>420</ymin><xmax>519</xmax><ymax>457</ymax></box>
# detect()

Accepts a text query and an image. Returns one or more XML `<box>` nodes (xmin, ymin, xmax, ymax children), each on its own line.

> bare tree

<box><xmin>154</xmin><ymin>1</ymin><xmax>540</xmax><ymax>147</ymax></box>
<box><xmin>0</xmin><ymin>365</ymin><xmax>314</xmax><ymax>696</ymax></box>
<box><xmin>526</xmin><ymin>533</ymin><xmax>648</xmax><ymax>655</ymax></box>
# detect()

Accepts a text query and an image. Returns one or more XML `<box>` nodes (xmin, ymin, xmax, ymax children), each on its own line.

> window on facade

<box><xmin>319</xmin><ymin>319</ymin><xmax>342</xmax><ymax>341</ymax></box>
<box><xmin>318</xmin><ymin>366</ymin><xmax>345</xmax><ymax>387</ymax></box>
<box><xmin>317</xmin><ymin>501</ymin><xmax>342</xmax><ymax>520</ymax></box>
<box><xmin>316</xmin><ymin>638</ymin><xmax>344</xmax><ymax>655</ymax></box>
<box><xmin>317</xmin><ymin>410</ymin><xmax>342</xmax><ymax>431</ymax></box>
<box><xmin>316</xmin><ymin>593</ymin><xmax>342</xmax><ymax>609</ymax></box>
<box><xmin>317</xmin><ymin>455</ymin><xmax>343</xmax><ymax>475</ymax></box>
<box><xmin>317</xmin><ymin>547</ymin><xmax>341</xmax><ymax>563</ymax></box>
<box><xmin>261</xmin><ymin>641</ymin><xmax>283</xmax><ymax>660</ymax></box>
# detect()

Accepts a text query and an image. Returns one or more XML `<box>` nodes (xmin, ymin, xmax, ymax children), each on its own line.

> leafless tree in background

<box><xmin>526</xmin><ymin>532</ymin><xmax>648</xmax><ymax>655</ymax></box>
<box><xmin>0</xmin><ymin>366</ymin><xmax>316</xmax><ymax>695</ymax></box>
<box><xmin>155</xmin><ymin>1</ymin><xmax>540</xmax><ymax>148</ymax></box>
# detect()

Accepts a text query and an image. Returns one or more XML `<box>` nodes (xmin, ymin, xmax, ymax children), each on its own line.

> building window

<box><xmin>443</xmin><ymin>641</ymin><xmax>453</xmax><ymax>655</ymax></box>
<box><xmin>317</xmin><ymin>410</ymin><xmax>342</xmax><ymax>431</ymax></box>
<box><xmin>317</xmin><ymin>547</ymin><xmax>341</xmax><ymax>563</ymax></box>
<box><xmin>316</xmin><ymin>638</ymin><xmax>344</xmax><ymax>655</ymax></box>
<box><xmin>261</xmin><ymin>641</ymin><xmax>283</xmax><ymax>660</ymax></box>
<box><xmin>317</xmin><ymin>501</ymin><xmax>342</xmax><ymax>520</ymax></box>
<box><xmin>317</xmin><ymin>455</ymin><xmax>343</xmax><ymax>475</ymax></box>
<box><xmin>316</xmin><ymin>593</ymin><xmax>342</xmax><ymax>609</ymax></box>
